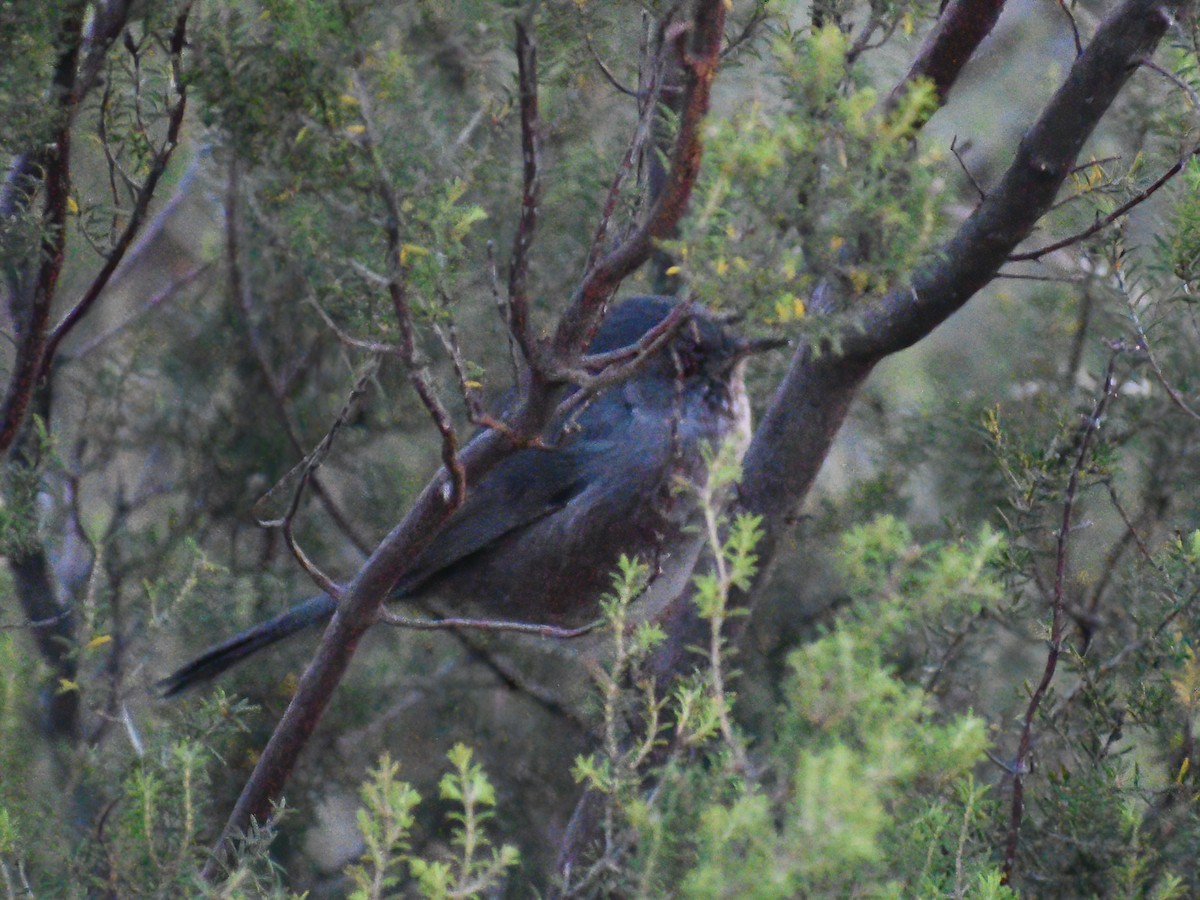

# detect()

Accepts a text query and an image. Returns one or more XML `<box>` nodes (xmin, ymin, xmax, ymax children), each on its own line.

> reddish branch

<box><xmin>586</xmin><ymin>16</ymin><xmax>669</xmax><ymax>272</ymax></box>
<box><xmin>204</xmin><ymin>1</ymin><xmax>728</xmax><ymax>875</ymax></box>
<box><xmin>552</xmin><ymin>2</ymin><xmax>726</xmax><ymax>365</ymax></box>
<box><xmin>38</xmin><ymin>5</ymin><xmax>192</xmax><ymax>384</ymax></box>
<box><xmin>0</xmin><ymin>4</ymin><xmax>193</xmax><ymax>456</ymax></box>
<box><xmin>0</xmin><ymin>2</ymin><xmax>88</xmax><ymax>453</ymax></box>
<box><xmin>1001</xmin><ymin>353</ymin><xmax>1119</xmax><ymax>883</ymax></box>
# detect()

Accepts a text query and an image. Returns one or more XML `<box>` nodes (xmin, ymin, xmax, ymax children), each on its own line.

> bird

<box><xmin>159</xmin><ymin>296</ymin><xmax>778</xmax><ymax>696</ymax></box>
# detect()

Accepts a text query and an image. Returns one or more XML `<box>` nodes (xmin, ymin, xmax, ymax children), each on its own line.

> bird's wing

<box><xmin>392</xmin><ymin>430</ymin><xmax>596</xmax><ymax>596</ymax></box>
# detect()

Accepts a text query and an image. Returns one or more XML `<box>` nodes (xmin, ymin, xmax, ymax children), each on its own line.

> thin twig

<box><xmin>227</xmin><ymin>163</ymin><xmax>375</xmax><ymax>556</ymax></box>
<box><xmin>1057</xmin><ymin>0</ymin><xmax>1083</xmax><ymax>57</ymax></box>
<box><xmin>1010</xmin><ymin>144</ymin><xmax>1200</xmax><ymax>262</ymax></box>
<box><xmin>584</xmin><ymin>21</ymin><xmax>669</xmax><ymax>273</ymax></box>
<box><xmin>36</xmin><ymin>3</ymin><xmax>194</xmax><ymax>386</ymax></box>
<box><xmin>351</xmin><ymin>69</ymin><xmax>467</xmax><ymax>509</ymax></box>
<box><xmin>584</xmin><ymin>31</ymin><xmax>638</xmax><ymax>97</ymax></box>
<box><xmin>1002</xmin><ymin>350</ymin><xmax>1120</xmax><ymax>884</ymax></box>
<box><xmin>1140</xmin><ymin>56</ymin><xmax>1200</xmax><ymax>112</ymax></box>
<box><xmin>1121</xmin><ymin>275</ymin><xmax>1200</xmax><ymax>422</ymax></box>
<box><xmin>69</xmin><ymin>261</ymin><xmax>213</xmax><ymax>360</ymax></box>
<box><xmin>507</xmin><ymin>23</ymin><xmax>541</xmax><ymax>368</ymax></box>
<box><xmin>951</xmin><ymin>135</ymin><xmax>986</xmax><ymax>202</ymax></box>
<box><xmin>487</xmin><ymin>240</ymin><xmax>521</xmax><ymax>383</ymax></box>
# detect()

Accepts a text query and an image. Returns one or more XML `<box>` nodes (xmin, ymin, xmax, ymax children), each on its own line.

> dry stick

<box><xmin>551</xmin><ymin>4</ymin><xmax>725</xmax><ymax>369</ymax></box>
<box><xmin>1009</xmin><ymin>144</ymin><xmax>1200</xmax><ymax>262</ymax></box>
<box><xmin>1001</xmin><ymin>352</ymin><xmax>1120</xmax><ymax>884</ymax></box>
<box><xmin>507</xmin><ymin>22</ymin><xmax>541</xmax><ymax>368</ymax></box>
<box><xmin>487</xmin><ymin>241</ymin><xmax>522</xmax><ymax>383</ymax></box>
<box><xmin>352</xmin><ymin>68</ymin><xmax>468</xmax><ymax>508</ymax></box>
<box><xmin>377</xmin><ymin>608</ymin><xmax>597</xmax><ymax>639</ymax></box>
<box><xmin>586</xmin><ymin>18</ymin><xmax>669</xmax><ymax>274</ymax></box>
<box><xmin>204</xmin><ymin>4</ymin><xmax>728</xmax><ymax>878</ymax></box>
<box><xmin>584</xmin><ymin>31</ymin><xmax>638</xmax><ymax>97</ymax></box>
<box><xmin>70</xmin><ymin>261</ymin><xmax>213</xmax><ymax>360</ymax></box>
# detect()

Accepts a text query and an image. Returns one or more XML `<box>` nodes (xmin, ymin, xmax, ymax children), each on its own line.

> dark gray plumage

<box><xmin>160</xmin><ymin>296</ymin><xmax>762</xmax><ymax>696</ymax></box>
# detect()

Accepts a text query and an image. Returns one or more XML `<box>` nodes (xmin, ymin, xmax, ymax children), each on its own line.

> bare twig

<box><xmin>487</xmin><ymin>240</ymin><xmax>521</xmax><ymax>383</ymax></box>
<box><xmin>1141</xmin><ymin>56</ymin><xmax>1200</xmax><ymax>111</ymax></box>
<box><xmin>1010</xmin><ymin>145</ymin><xmax>1200</xmax><ymax>262</ymax></box>
<box><xmin>1120</xmin><ymin>272</ymin><xmax>1200</xmax><ymax>422</ymax></box>
<box><xmin>280</xmin><ymin>469</ymin><xmax>344</xmax><ymax>601</ymax></box>
<box><xmin>554</xmin><ymin>2</ymin><xmax>726</xmax><ymax>365</ymax></box>
<box><xmin>1002</xmin><ymin>351</ymin><xmax>1120</xmax><ymax>884</ymax></box>
<box><xmin>226</xmin><ymin>163</ymin><xmax>375</xmax><ymax>556</ymax></box>
<box><xmin>951</xmin><ymin>135</ymin><xmax>986</xmax><ymax>202</ymax></box>
<box><xmin>584</xmin><ymin>31</ymin><xmax>638</xmax><ymax>97</ymax></box>
<box><xmin>1058</xmin><ymin>0</ymin><xmax>1084</xmax><ymax>57</ymax></box>
<box><xmin>721</xmin><ymin>2</ymin><xmax>771</xmax><ymax>62</ymax></box>
<box><xmin>351</xmin><ymin>69</ymin><xmax>467</xmax><ymax>509</ymax></box>
<box><xmin>584</xmin><ymin>20</ymin><xmax>669</xmax><ymax>274</ymax></box>
<box><xmin>70</xmin><ymin>261</ymin><xmax>214</xmax><ymax>360</ymax></box>
<box><xmin>507</xmin><ymin>23</ymin><xmax>541</xmax><ymax>368</ymax></box>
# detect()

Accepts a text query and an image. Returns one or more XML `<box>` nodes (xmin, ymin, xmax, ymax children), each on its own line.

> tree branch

<box><xmin>884</xmin><ymin>0</ymin><xmax>1008</xmax><ymax>113</ymax></box>
<box><xmin>0</xmin><ymin>1</ymin><xmax>88</xmax><ymax>455</ymax></box>
<box><xmin>507</xmin><ymin>22</ymin><xmax>541</xmax><ymax>368</ymax></box>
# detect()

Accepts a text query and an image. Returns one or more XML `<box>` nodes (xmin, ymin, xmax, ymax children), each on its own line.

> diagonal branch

<box><xmin>37</xmin><ymin>4</ymin><xmax>192</xmax><ymax>385</ymax></box>
<box><xmin>884</xmin><ymin>0</ymin><xmax>1008</xmax><ymax>114</ymax></box>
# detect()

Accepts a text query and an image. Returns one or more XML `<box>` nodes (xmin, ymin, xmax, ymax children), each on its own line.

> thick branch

<box><xmin>849</xmin><ymin>0</ymin><xmax>1180</xmax><ymax>363</ymax></box>
<box><xmin>670</xmin><ymin>0</ymin><xmax>1185</xmax><ymax>658</ymax></box>
<box><xmin>884</xmin><ymin>0</ymin><xmax>1008</xmax><ymax>113</ymax></box>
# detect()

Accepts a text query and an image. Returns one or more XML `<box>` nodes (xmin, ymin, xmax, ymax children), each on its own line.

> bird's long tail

<box><xmin>158</xmin><ymin>594</ymin><xmax>337</xmax><ymax>697</ymax></box>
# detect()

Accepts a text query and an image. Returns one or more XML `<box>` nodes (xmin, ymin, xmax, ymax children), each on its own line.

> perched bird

<box><xmin>160</xmin><ymin>296</ymin><xmax>776</xmax><ymax>696</ymax></box>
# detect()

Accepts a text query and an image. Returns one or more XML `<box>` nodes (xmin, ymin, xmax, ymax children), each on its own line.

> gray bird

<box><xmin>160</xmin><ymin>296</ymin><xmax>775</xmax><ymax>696</ymax></box>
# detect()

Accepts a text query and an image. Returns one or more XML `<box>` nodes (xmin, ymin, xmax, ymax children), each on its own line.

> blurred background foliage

<box><xmin>3</xmin><ymin>0</ymin><xmax>1200</xmax><ymax>895</ymax></box>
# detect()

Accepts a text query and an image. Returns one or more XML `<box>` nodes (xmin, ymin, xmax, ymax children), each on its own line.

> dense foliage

<box><xmin>3</xmin><ymin>0</ymin><xmax>1200</xmax><ymax>896</ymax></box>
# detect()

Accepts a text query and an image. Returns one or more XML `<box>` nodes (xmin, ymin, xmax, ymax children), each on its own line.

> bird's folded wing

<box><xmin>392</xmin><ymin>440</ymin><xmax>590</xmax><ymax>596</ymax></box>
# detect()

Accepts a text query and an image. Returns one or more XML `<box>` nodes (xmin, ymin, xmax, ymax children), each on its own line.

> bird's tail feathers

<box><xmin>158</xmin><ymin>594</ymin><xmax>337</xmax><ymax>697</ymax></box>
